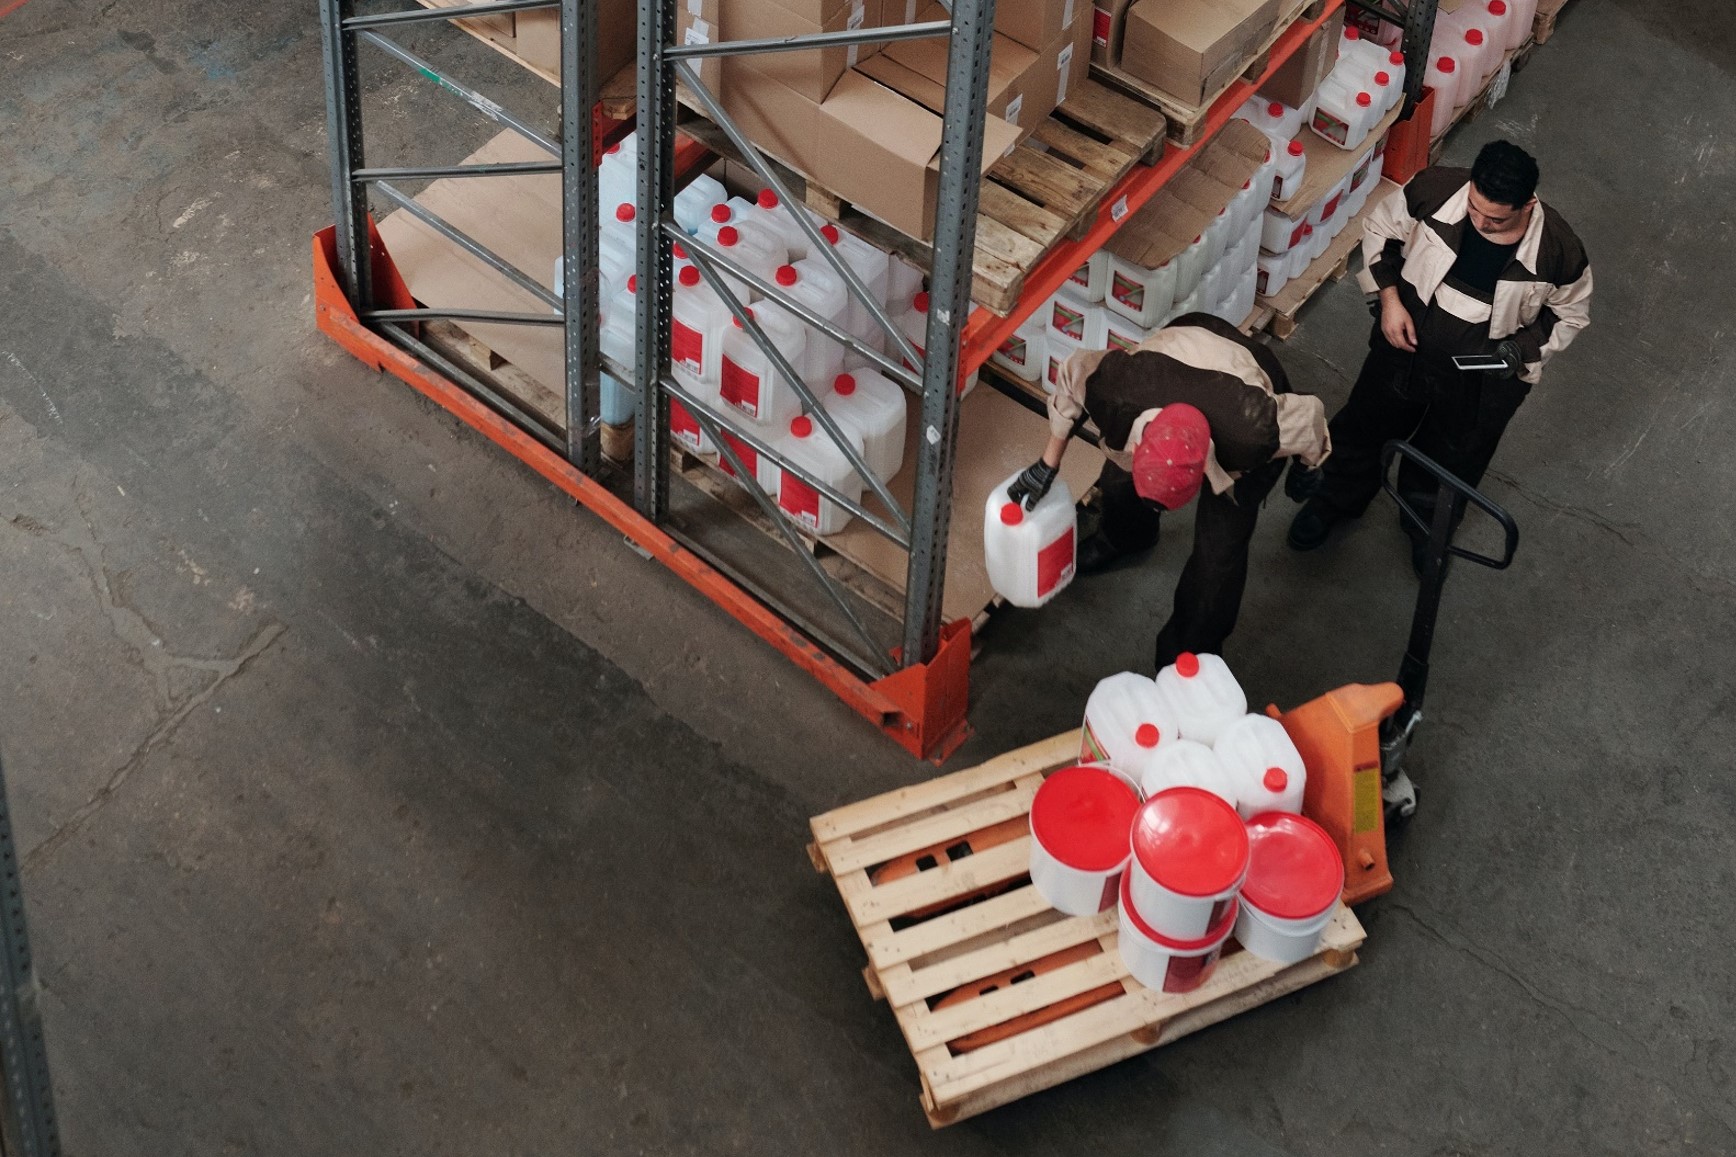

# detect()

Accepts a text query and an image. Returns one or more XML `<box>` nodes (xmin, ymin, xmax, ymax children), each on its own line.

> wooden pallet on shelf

<box><xmin>1533</xmin><ymin>0</ymin><xmax>1577</xmax><ymax>45</ymax></box>
<box><xmin>1252</xmin><ymin>177</ymin><xmax>1396</xmax><ymax>340</ymax></box>
<box><xmin>1092</xmin><ymin>0</ymin><xmax>1325</xmax><ymax>146</ymax></box>
<box><xmin>679</xmin><ymin>78</ymin><xmax>1166</xmax><ymax>316</ymax></box>
<box><xmin>808</xmin><ymin>732</ymin><xmax>1367</xmax><ymax>1128</ymax></box>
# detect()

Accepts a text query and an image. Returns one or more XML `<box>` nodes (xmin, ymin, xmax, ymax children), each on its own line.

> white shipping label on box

<box><xmin>1063</xmin><ymin>0</ymin><xmax>1076</xmax><ymax>27</ymax></box>
<box><xmin>846</xmin><ymin>2</ymin><xmax>865</xmax><ymax>67</ymax></box>
<box><xmin>684</xmin><ymin>21</ymin><xmax>709</xmax><ymax>45</ymax></box>
<box><xmin>1057</xmin><ymin>44</ymin><xmax>1074</xmax><ymax>104</ymax></box>
<box><xmin>1006</xmin><ymin>93</ymin><xmax>1024</xmax><ymax>126</ymax></box>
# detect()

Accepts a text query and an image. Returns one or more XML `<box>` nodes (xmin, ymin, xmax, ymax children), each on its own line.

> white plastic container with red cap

<box><xmin>990</xmin><ymin>312</ymin><xmax>1049</xmax><ymax>384</ymax></box>
<box><xmin>597</xmin><ymin>135</ymin><xmax>636</xmax><ymax>216</ymax></box>
<box><xmin>1269</xmin><ymin>138</ymin><xmax>1307</xmax><ymax>203</ymax></box>
<box><xmin>697</xmin><ymin>201</ymin><xmax>737</xmax><ymax>248</ymax></box>
<box><xmin>896</xmin><ymin>290</ymin><xmax>930</xmax><ymax>370</ymax></box>
<box><xmin>1497</xmin><ymin>0</ymin><xmax>1533</xmax><ymax>51</ymax></box>
<box><xmin>1380</xmin><ymin>49</ymin><xmax>1408</xmax><ymax>107</ymax></box>
<box><xmin>673</xmin><ymin>172</ymin><xmax>727</xmax><ymax>236</ymax></box>
<box><xmin>1311</xmin><ymin>80</ymin><xmax>1379</xmax><ymax>150</ymax></box>
<box><xmin>1042</xmin><ymin>328</ymin><xmax>1089</xmax><ymax>396</ymax></box>
<box><xmin>713</xmin><ymin>427</ymin><xmax>780</xmax><ymax>494</ymax></box>
<box><xmin>1080</xmin><ymin>672</ymin><xmax>1179</xmax><ymax>778</ymax></box>
<box><xmin>599</xmin><ymin>276</ymin><xmax>639</xmax><ymax>427</ymax></box>
<box><xmin>1155</xmin><ymin>652</ymin><xmax>1247</xmax><ymax>745</ymax></box>
<box><xmin>1337</xmin><ymin>24</ymin><xmax>1388</xmax><ymax>88</ymax></box>
<box><xmin>1216</xmin><ymin>264</ymin><xmax>1257</xmax><ymax>328</ymax></box>
<box><xmin>1234</xmin><ymin>812</ymin><xmax>1345</xmax><ymax>964</ymax></box>
<box><xmin>1173</xmin><ymin>232</ymin><xmax>1210</xmax><ymax>304</ymax></box>
<box><xmin>599</xmin><ymin>201</ymin><xmax>640</xmax><ymax>291</ymax></box>
<box><xmin>1426</xmin><ymin>56</ymin><xmax>1464</xmax><ymax>136</ymax></box>
<box><xmin>1256</xmin><ymin>250</ymin><xmax>1291</xmax><ymax>299</ymax></box>
<box><xmin>886</xmin><ymin>255</ymin><xmax>924</xmax><ymax>314</ymax></box>
<box><xmin>821</xmin><ymin>370</ymin><xmax>906</xmax><ymax>481</ymax></box>
<box><xmin>1117</xmin><ymin>870</ymin><xmax>1237</xmax><ymax>994</ymax></box>
<box><xmin>1028</xmin><ymin>765</ymin><xmax>1142</xmax><ymax>917</ymax></box>
<box><xmin>711</xmin><ymin>222</ymin><xmax>787</xmax><ymax>304</ymax></box>
<box><xmin>1260</xmin><ymin>206</ymin><xmax>1308</xmax><ymax>256</ymax></box>
<box><xmin>774</xmin><ymin>260</ymin><xmax>849</xmax><ymax>387</ymax></box>
<box><xmin>1127</xmin><ymin>786</ymin><xmax>1250</xmax><ymax>940</ymax></box>
<box><xmin>1213</xmin><ymin>712</ymin><xmax>1307</xmax><ymax>817</ymax></box>
<box><xmin>1138</xmin><ymin>739</ymin><xmax>1238</xmax><ymax>811</ymax></box>
<box><xmin>1227</xmin><ymin>175</ymin><xmax>1264</xmax><ymax>237</ymax></box>
<box><xmin>670</xmin><ymin>265</ymin><xmax>731</xmax><ymax>392</ymax></box>
<box><xmin>1237</xmin><ymin>96</ymin><xmax>1307</xmax><ymax>146</ymax></box>
<box><xmin>1046</xmin><ymin>286</ymin><xmax>1110</xmax><ymax>350</ymax></box>
<box><xmin>983</xmin><ymin>469</ymin><xmax>1077</xmax><ymax>609</ymax></box>
<box><xmin>719</xmin><ymin>308</ymin><xmax>807</xmax><ymax>428</ymax></box>
<box><xmin>814</xmin><ymin>223</ymin><xmax>891</xmax><ymax>363</ymax></box>
<box><xmin>774</xmin><ymin>413</ymin><xmax>864</xmax><ymax>535</ymax></box>
<box><xmin>1067</xmin><ymin>250</ymin><xmax>1111</xmax><ymax>304</ymax></box>
<box><xmin>1105</xmin><ymin>254</ymin><xmax>1177</xmax><ymax>329</ymax></box>
<box><xmin>747</xmin><ymin>187</ymin><xmax>811</xmax><ymax>260</ymax></box>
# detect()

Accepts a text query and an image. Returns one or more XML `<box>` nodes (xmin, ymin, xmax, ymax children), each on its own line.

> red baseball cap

<box><xmin>1132</xmin><ymin>404</ymin><xmax>1210</xmax><ymax>509</ymax></box>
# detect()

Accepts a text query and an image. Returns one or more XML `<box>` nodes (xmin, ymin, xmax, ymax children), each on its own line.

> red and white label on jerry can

<box><xmin>1037</xmin><ymin>525</ymin><xmax>1076</xmax><ymax>598</ymax></box>
<box><xmin>670</xmin><ymin>320</ymin><xmax>705</xmax><ymax>374</ymax></box>
<box><xmin>671</xmin><ymin>400</ymin><xmax>703</xmax><ymax>450</ymax></box>
<box><xmin>779</xmin><ymin>474</ymin><xmax>821</xmax><ymax>530</ymax></box>
<box><xmin>719</xmin><ymin>358</ymin><xmax>760</xmax><ymax>418</ymax></box>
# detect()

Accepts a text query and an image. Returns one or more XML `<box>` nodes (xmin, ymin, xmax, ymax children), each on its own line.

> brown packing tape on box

<box><xmin>1119</xmin><ymin>0</ymin><xmax>1280</xmax><ymax>107</ymax></box>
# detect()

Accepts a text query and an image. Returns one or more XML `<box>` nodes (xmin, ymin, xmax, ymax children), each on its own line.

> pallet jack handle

<box><xmin>1377</xmin><ymin>441</ymin><xmax>1518</xmax><ymax>811</ymax></box>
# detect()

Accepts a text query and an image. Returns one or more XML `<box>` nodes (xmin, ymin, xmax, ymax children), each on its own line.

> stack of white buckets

<box><xmin>1026</xmin><ymin>653</ymin><xmax>1346</xmax><ymax>994</ymax></box>
<box><xmin>562</xmin><ymin>132</ymin><xmax>925</xmax><ymax>537</ymax></box>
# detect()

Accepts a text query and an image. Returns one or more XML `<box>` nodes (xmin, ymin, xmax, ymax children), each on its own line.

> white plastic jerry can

<box><xmin>719</xmin><ymin>308</ymin><xmax>807</xmax><ymax>428</ymax></box>
<box><xmin>599</xmin><ymin>277</ymin><xmax>638</xmax><ymax>426</ymax></box>
<box><xmin>1260</xmin><ymin>206</ymin><xmax>1309</xmax><ymax>256</ymax></box>
<box><xmin>748</xmin><ymin>187</ymin><xmax>811</xmax><ymax>261</ymax></box>
<box><xmin>1311</xmin><ymin>80</ymin><xmax>1377</xmax><ymax>150</ymax></box>
<box><xmin>1173</xmin><ymin>232</ymin><xmax>1210</xmax><ymax>303</ymax></box>
<box><xmin>1106</xmin><ymin>254</ymin><xmax>1178</xmax><ymax>329</ymax></box>
<box><xmin>673</xmin><ymin>172</ymin><xmax>727</xmax><ymax>236</ymax></box>
<box><xmin>983</xmin><ymin>469</ymin><xmax>1077</xmax><ymax>609</ymax></box>
<box><xmin>774</xmin><ymin>260</ymin><xmax>849</xmax><ymax>388</ymax></box>
<box><xmin>1154</xmin><ymin>652</ymin><xmax>1247</xmax><ymax>745</ymax></box>
<box><xmin>990</xmin><ymin>311</ymin><xmax>1049</xmax><ymax>383</ymax></box>
<box><xmin>599</xmin><ymin>201</ymin><xmax>640</xmax><ymax>290</ymax></box>
<box><xmin>1081</xmin><ymin>671</ymin><xmax>1180</xmax><ymax>778</ymax></box>
<box><xmin>1047</xmin><ymin>286</ymin><xmax>1110</xmax><ymax>347</ymax></box>
<box><xmin>1256</xmin><ymin>250</ymin><xmax>1291</xmax><ymax>299</ymax></box>
<box><xmin>1066</xmin><ymin>250</ymin><xmax>1111</xmax><ymax>304</ymax></box>
<box><xmin>714</xmin><ymin>427</ymin><xmax>779</xmax><ymax>494</ymax></box>
<box><xmin>1426</xmin><ymin>56</ymin><xmax>1463</xmax><ymax>136</ymax></box>
<box><xmin>1104</xmin><ymin>311</ymin><xmax>1154</xmax><ymax>356</ymax></box>
<box><xmin>1139</xmin><ymin>739</ymin><xmax>1239</xmax><ymax>811</ymax></box>
<box><xmin>775</xmin><ymin>414</ymin><xmax>864</xmax><ymax>535</ymax></box>
<box><xmin>1270</xmin><ymin>138</ymin><xmax>1307</xmax><ymax>203</ymax></box>
<box><xmin>897</xmin><ymin>290</ymin><xmax>930</xmax><ymax>369</ymax></box>
<box><xmin>1212</xmin><ymin>713</ymin><xmax>1307</xmax><ymax>817</ymax></box>
<box><xmin>711</xmin><ymin>222</ymin><xmax>787</xmax><ymax>303</ymax></box>
<box><xmin>822</xmin><ymin>369</ymin><xmax>906</xmax><ymax>481</ymax></box>
<box><xmin>670</xmin><ymin>265</ymin><xmax>731</xmax><ymax>392</ymax></box>
<box><xmin>1043</xmin><ymin>327</ymin><xmax>1088</xmax><ymax>395</ymax></box>
<box><xmin>816</xmin><ymin>223</ymin><xmax>891</xmax><ymax>364</ymax></box>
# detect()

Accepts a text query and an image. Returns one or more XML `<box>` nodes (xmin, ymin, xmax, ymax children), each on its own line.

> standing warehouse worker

<box><xmin>1288</xmin><ymin>140</ymin><xmax>1592</xmax><ymax>570</ymax></box>
<box><xmin>1006</xmin><ymin>312</ymin><xmax>1330</xmax><ymax>670</ymax></box>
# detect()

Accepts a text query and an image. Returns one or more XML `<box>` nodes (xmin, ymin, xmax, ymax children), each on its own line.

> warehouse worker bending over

<box><xmin>1006</xmin><ymin>312</ymin><xmax>1329</xmax><ymax>670</ymax></box>
<box><xmin>1288</xmin><ymin>140</ymin><xmax>1593</xmax><ymax>570</ymax></box>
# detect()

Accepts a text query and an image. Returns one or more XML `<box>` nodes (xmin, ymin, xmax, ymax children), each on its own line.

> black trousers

<box><xmin>1094</xmin><ymin>455</ymin><xmax>1286</xmax><ymax>671</ymax></box>
<box><xmin>1314</xmin><ymin>326</ymin><xmax>1531</xmax><ymax>529</ymax></box>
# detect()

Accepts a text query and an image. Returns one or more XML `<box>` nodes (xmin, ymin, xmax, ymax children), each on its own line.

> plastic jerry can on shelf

<box><xmin>1216</xmin><ymin>265</ymin><xmax>1257</xmax><ymax>326</ymax></box>
<box><xmin>774</xmin><ymin>414</ymin><xmax>864</xmax><ymax>535</ymax></box>
<box><xmin>1495</xmin><ymin>0</ymin><xmax>1531</xmax><ymax>50</ymax></box>
<box><xmin>673</xmin><ymin>173</ymin><xmax>727</xmax><ymax>236</ymax></box>
<box><xmin>1310</xmin><ymin>81</ymin><xmax>1378</xmax><ymax>150</ymax></box>
<box><xmin>822</xmin><ymin>370</ymin><xmax>906</xmax><ymax>481</ymax></box>
<box><xmin>1104</xmin><ymin>311</ymin><xmax>1156</xmax><ymax>356</ymax></box>
<box><xmin>1426</xmin><ymin>57</ymin><xmax>1463</xmax><ymax>135</ymax></box>
<box><xmin>886</xmin><ymin>255</ymin><xmax>924</xmax><ymax>312</ymax></box>
<box><xmin>599</xmin><ymin>276</ymin><xmax>639</xmax><ymax>427</ymax></box>
<box><xmin>1213</xmin><ymin>713</ymin><xmax>1307</xmax><ymax>817</ymax></box>
<box><xmin>1046</xmin><ymin>287</ymin><xmax>1110</xmax><ymax>347</ymax></box>
<box><xmin>1380</xmin><ymin>49</ymin><xmax>1408</xmax><ymax>104</ymax></box>
<box><xmin>990</xmin><ymin>312</ymin><xmax>1049</xmax><ymax>383</ymax></box>
<box><xmin>1260</xmin><ymin>206</ymin><xmax>1309</xmax><ymax>256</ymax></box>
<box><xmin>1252</xmin><ymin>140</ymin><xmax>1279</xmax><ymax>205</ymax></box>
<box><xmin>983</xmin><ymin>470</ymin><xmax>1076</xmax><ymax>609</ymax></box>
<box><xmin>711</xmin><ymin>222</ymin><xmax>787</xmax><ymax>304</ymax></box>
<box><xmin>1256</xmin><ymin>250</ymin><xmax>1291</xmax><ymax>299</ymax></box>
<box><xmin>1237</xmin><ymin>96</ymin><xmax>1307</xmax><ymax>145</ymax></box>
<box><xmin>719</xmin><ymin>308</ymin><xmax>807</xmax><ymax>428</ymax></box>
<box><xmin>815</xmin><ymin>224</ymin><xmax>891</xmax><ymax>364</ymax></box>
<box><xmin>1043</xmin><ymin>328</ymin><xmax>1089</xmax><ymax>394</ymax></box>
<box><xmin>599</xmin><ymin>202</ymin><xmax>640</xmax><ymax>290</ymax></box>
<box><xmin>1228</xmin><ymin>176</ymin><xmax>1264</xmax><ymax>236</ymax></box>
<box><xmin>697</xmin><ymin>202</ymin><xmax>736</xmax><ymax>248</ymax></box>
<box><xmin>1106</xmin><ymin>254</ymin><xmax>1178</xmax><ymax>329</ymax></box>
<box><xmin>1067</xmin><ymin>250</ymin><xmax>1111</xmax><ymax>303</ymax></box>
<box><xmin>1173</xmin><ymin>233</ymin><xmax>1210</xmax><ymax>303</ymax></box>
<box><xmin>1155</xmin><ymin>652</ymin><xmax>1247</xmax><ymax>745</ymax></box>
<box><xmin>671</xmin><ymin>265</ymin><xmax>731</xmax><ymax>392</ymax></box>
<box><xmin>1138</xmin><ymin>739</ymin><xmax>1238</xmax><ymax>810</ymax></box>
<box><xmin>1081</xmin><ymin>671</ymin><xmax>1180</xmax><ymax>781</ymax></box>
<box><xmin>1337</xmin><ymin>24</ymin><xmax>1388</xmax><ymax>86</ymax></box>
<box><xmin>895</xmin><ymin>290</ymin><xmax>930</xmax><ymax>369</ymax></box>
<box><xmin>714</xmin><ymin>427</ymin><xmax>781</xmax><ymax>495</ymax></box>
<box><xmin>1270</xmin><ymin>139</ymin><xmax>1308</xmax><ymax>203</ymax></box>
<box><xmin>748</xmin><ymin>188</ymin><xmax>811</xmax><ymax>261</ymax></box>
<box><xmin>774</xmin><ymin>261</ymin><xmax>849</xmax><ymax>388</ymax></box>
<box><xmin>597</xmin><ymin>136</ymin><xmax>636</xmax><ymax>216</ymax></box>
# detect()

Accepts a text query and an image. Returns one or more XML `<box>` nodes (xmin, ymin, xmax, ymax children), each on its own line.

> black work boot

<box><xmin>1287</xmin><ymin>500</ymin><xmax>1346</xmax><ymax>552</ymax></box>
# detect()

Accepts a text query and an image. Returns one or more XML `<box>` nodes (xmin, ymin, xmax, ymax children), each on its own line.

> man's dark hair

<box><xmin>1471</xmin><ymin>140</ymin><xmax>1540</xmax><ymax>208</ymax></box>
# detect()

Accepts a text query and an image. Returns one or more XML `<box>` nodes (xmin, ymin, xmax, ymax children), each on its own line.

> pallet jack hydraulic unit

<box><xmin>1271</xmin><ymin>439</ymin><xmax>1518</xmax><ymax>905</ymax></box>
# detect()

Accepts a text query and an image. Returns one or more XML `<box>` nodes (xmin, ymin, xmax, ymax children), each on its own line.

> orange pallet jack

<box><xmin>1271</xmin><ymin>440</ymin><xmax>1519</xmax><ymax>904</ymax></box>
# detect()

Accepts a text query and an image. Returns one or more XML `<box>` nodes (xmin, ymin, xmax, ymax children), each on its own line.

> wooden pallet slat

<box><xmin>820</xmin><ymin>778</ymin><xmax>1041</xmax><ymax>876</ymax></box>
<box><xmin>1055</xmin><ymin>81</ymin><xmax>1170</xmax><ymax>163</ymax></box>
<box><xmin>811</xmin><ymin>732</ymin><xmax>1368</xmax><ymax>1126</ymax></box>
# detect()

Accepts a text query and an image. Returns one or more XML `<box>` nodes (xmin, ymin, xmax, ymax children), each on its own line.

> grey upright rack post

<box><xmin>0</xmin><ymin>753</ymin><xmax>60</xmax><ymax>1157</ymax></box>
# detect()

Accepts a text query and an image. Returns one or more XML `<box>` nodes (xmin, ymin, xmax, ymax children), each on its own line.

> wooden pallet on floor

<box><xmin>808</xmin><ymin>732</ymin><xmax>1367</xmax><ymax>1127</ymax></box>
<box><xmin>678</xmin><ymin>78</ymin><xmax>1166</xmax><ymax>316</ymax></box>
<box><xmin>1252</xmin><ymin>177</ymin><xmax>1395</xmax><ymax>340</ymax></box>
<box><xmin>1533</xmin><ymin>0</ymin><xmax>1577</xmax><ymax>45</ymax></box>
<box><xmin>1093</xmin><ymin>0</ymin><xmax>1324</xmax><ymax>146</ymax></box>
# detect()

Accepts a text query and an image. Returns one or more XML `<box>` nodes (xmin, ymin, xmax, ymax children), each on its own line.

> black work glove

<box><xmin>1492</xmin><ymin>340</ymin><xmax>1523</xmax><ymax>380</ymax></box>
<box><xmin>1006</xmin><ymin>459</ymin><xmax>1058</xmax><ymax>510</ymax></box>
<box><xmin>1284</xmin><ymin>458</ymin><xmax>1322</xmax><ymax>503</ymax></box>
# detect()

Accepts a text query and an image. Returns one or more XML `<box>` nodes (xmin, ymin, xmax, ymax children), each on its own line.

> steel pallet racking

<box><xmin>313</xmin><ymin>0</ymin><xmax>1438</xmax><ymax>758</ymax></box>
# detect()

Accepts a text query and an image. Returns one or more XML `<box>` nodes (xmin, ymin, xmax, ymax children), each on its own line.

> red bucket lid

<box><xmin>1240</xmin><ymin>812</ymin><xmax>1344</xmax><ymax>920</ymax></box>
<box><xmin>1119</xmin><ymin>870</ymin><xmax>1239</xmax><ymax>950</ymax></box>
<box><xmin>1030</xmin><ymin>766</ymin><xmax>1140</xmax><ymax>872</ymax></box>
<box><xmin>1131</xmin><ymin>787</ymin><xmax>1248</xmax><ymax>897</ymax></box>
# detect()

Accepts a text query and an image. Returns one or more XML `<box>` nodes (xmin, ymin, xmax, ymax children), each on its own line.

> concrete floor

<box><xmin>1</xmin><ymin>0</ymin><xmax>1733</xmax><ymax>1152</ymax></box>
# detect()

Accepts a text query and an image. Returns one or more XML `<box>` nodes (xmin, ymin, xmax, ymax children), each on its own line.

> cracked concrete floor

<box><xmin>1</xmin><ymin>0</ymin><xmax>1733</xmax><ymax>1153</ymax></box>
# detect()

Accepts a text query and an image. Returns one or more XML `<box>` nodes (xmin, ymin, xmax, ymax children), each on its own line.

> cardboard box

<box><xmin>678</xmin><ymin>0</ymin><xmax>723</xmax><ymax>96</ymax></box>
<box><xmin>1119</xmin><ymin>0</ymin><xmax>1280</xmax><ymax>107</ymax></box>
<box><xmin>995</xmin><ymin>0</ymin><xmax>1081</xmax><ymax>50</ymax></box>
<box><xmin>1090</xmin><ymin>0</ymin><xmax>1136</xmax><ymax>66</ymax></box>
<box><xmin>716</xmin><ymin>0</ymin><xmax>886</xmax><ymax>103</ymax></box>
<box><xmin>815</xmin><ymin>70</ymin><xmax>1022</xmax><ymax>238</ymax></box>
<box><xmin>514</xmin><ymin>0</ymin><xmax>636</xmax><ymax>82</ymax></box>
<box><xmin>1258</xmin><ymin>8</ymin><xmax>1342</xmax><ymax>109</ymax></box>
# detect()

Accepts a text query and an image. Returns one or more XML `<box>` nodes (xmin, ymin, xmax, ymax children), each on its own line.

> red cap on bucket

<box><xmin>1240</xmin><ymin>812</ymin><xmax>1344</xmax><ymax>920</ymax></box>
<box><xmin>1030</xmin><ymin>766</ymin><xmax>1140</xmax><ymax>872</ymax></box>
<box><xmin>1131</xmin><ymin>787</ymin><xmax>1249</xmax><ymax>897</ymax></box>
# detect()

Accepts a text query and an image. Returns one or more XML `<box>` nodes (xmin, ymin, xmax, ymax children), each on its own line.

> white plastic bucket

<box><xmin>1081</xmin><ymin>672</ymin><xmax>1179</xmax><ymax>783</ymax></box>
<box><xmin>1128</xmin><ymin>786</ymin><xmax>1250</xmax><ymax>940</ymax></box>
<box><xmin>1233</xmin><ymin>812</ymin><xmax>1344</xmax><ymax>964</ymax></box>
<box><xmin>1155</xmin><ymin>652</ymin><xmax>1247</xmax><ymax>745</ymax></box>
<box><xmin>1138</xmin><ymin>739</ymin><xmax>1238</xmax><ymax>811</ymax></box>
<box><xmin>1117</xmin><ymin>871</ymin><xmax>1238</xmax><ymax>994</ymax></box>
<box><xmin>1029</xmin><ymin>766</ymin><xmax>1142</xmax><ymax>917</ymax></box>
<box><xmin>983</xmin><ymin>471</ymin><xmax>1077</xmax><ymax>609</ymax></box>
<box><xmin>1213</xmin><ymin>713</ymin><xmax>1307</xmax><ymax>817</ymax></box>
